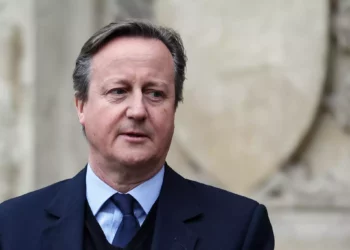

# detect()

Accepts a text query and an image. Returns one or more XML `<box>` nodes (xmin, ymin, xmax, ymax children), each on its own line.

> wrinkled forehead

<box><xmin>90</xmin><ymin>36</ymin><xmax>176</xmax><ymax>84</ymax></box>
<box><xmin>91</xmin><ymin>36</ymin><xmax>174</xmax><ymax>69</ymax></box>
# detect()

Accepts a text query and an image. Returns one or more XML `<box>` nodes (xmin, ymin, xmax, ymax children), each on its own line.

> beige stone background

<box><xmin>0</xmin><ymin>0</ymin><xmax>349</xmax><ymax>249</ymax></box>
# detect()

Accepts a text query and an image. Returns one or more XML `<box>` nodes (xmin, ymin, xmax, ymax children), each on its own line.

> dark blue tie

<box><xmin>111</xmin><ymin>193</ymin><xmax>140</xmax><ymax>248</ymax></box>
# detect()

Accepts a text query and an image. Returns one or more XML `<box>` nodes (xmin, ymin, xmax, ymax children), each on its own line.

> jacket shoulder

<box><xmin>0</xmin><ymin>179</ymin><xmax>68</xmax><ymax>217</ymax></box>
<box><xmin>187</xmin><ymin>179</ymin><xmax>260</xmax><ymax>213</ymax></box>
<box><xmin>185</xmin><ymin>179</ymin><xmax>274</xmax><ymax>249</ymax></box>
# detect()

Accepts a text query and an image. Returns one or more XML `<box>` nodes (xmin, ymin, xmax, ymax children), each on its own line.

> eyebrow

<box><xmin>144</xmin><ymin>80</ymin><xmax>168</xmax><ymax>87</ymax></box>
<box><xmin>101</xmin><ymin>79</ymin><xmax>131</xmax><ymax>88</ymax></box>
<box><xmin>101</xmin><ymin>77</ymin><xmax>171</xmax><ymax>90</ymax></box>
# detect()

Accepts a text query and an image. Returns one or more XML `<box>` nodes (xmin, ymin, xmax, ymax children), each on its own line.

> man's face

<box><xmin>75</xmin><ymin>37</ymin><xmax>176</xmax><ymax>169</ymax></box>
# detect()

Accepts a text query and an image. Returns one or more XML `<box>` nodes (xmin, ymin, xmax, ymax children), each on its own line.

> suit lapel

<box><xmin>152</xmin><ymin>165</ymin><xmax>202</xmax><ymax>250</ymax></box>
<box><xmin>40</xmin><ymin>167</ymin><xmax>87</xmax><ymax>250</ymax></box>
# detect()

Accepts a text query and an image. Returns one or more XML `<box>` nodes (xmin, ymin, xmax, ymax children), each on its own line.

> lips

<box><xmin>121</xmin><ymin>131</ymin><xmax>148</xmax><ymax>138</ymax></box>
<box><xmin>120</xmin><ymin>131</ymin><xmax>149</xmax><ymax>143</ymax></box>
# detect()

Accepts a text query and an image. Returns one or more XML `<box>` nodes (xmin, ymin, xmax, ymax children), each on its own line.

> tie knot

<box><xmin>111</xmin><ymin>193</ymin><xmax>136</xmax><ymax>215</ymax></box>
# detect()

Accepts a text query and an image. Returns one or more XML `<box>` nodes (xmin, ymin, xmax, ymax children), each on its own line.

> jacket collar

<box><xmin>40</xmin><ymin>167</ymin><xmax>87</xmax><ymax>250</ymax></box>
<box><xmin>152</xmin><ymin>164</ymin><xmax>203</xmax><ymax>250</ymax></box>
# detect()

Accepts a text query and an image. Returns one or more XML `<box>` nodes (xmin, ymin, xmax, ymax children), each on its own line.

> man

<box><xmin>0</xmin><ymin>20</ymin><xmax>274</xmax><ymax>250</ymax></box>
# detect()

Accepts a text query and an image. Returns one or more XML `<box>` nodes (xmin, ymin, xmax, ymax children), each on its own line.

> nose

<box><xmin>126</xmin><ymin>91</ymin><xmax>147</xmax><ymax>121</ymax></box>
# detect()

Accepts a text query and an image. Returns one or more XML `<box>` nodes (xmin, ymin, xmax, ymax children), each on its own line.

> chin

<box><xmin>117</xmin><ymin>153</ymin><xmax>156</xmax><ymax>168</ymax></box>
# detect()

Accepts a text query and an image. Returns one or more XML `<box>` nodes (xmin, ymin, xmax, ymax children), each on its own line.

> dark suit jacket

<box><xmin>0</xmin><ymin>165</ymin><xmax>274</xmax><ymax>250</ymax></box>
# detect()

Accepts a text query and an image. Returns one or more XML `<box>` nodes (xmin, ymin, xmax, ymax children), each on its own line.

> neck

<box><xmin>88</xmin><ymin>156</ymin><xmax>164</xmax><ymax>193</ymax></box>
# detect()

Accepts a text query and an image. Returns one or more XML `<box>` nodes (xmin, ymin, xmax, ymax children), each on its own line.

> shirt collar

<box><xmin>86</xmin><ymin>163</ymin><xmax>164</xmax><ymax>216</ymax></box>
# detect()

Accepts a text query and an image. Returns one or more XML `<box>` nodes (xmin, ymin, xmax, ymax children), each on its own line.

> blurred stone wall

<box><xmin>253</xmin><ymin>1</ymin><xmax>350</xmax><ymax>249</ymax></box>
<box><xmin>1</xmin><ymin>0</ymin><xmax>350</xmax><ymax>249</ymax></box>
<box><xmin>158</xmin><ymin>0</ymin><xmax>328</xmax><ymax>195</ymax></box>
<box><xmin>0</xmin><ymin>0</ymin><xmax>35</xmax><ymax>199</ymax></box>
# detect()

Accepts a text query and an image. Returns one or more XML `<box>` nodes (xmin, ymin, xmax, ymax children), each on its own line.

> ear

<box><xmin>75</xmin><ymin>96</ymin><xmax>86</xmax><ymax>126</ymax></box>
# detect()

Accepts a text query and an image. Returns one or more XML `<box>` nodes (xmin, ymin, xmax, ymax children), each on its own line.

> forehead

<box><xmin>91</xmin><ymin>36</ymin><xmax>174</xmax><ymax>72</ymax></box>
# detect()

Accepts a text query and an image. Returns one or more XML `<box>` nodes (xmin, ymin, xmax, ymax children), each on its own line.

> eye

<box><xmin>147</xmin><ymin>90</ymin><xmax>165</xmax><ymax>100</ymax></box>
<box><xmin>150</xmin><ymin>90</ymin><xmax>163</xmax><ymax>98</ymax></box>
<box><xmin>109</xmin><ymin>88</ymin><xmax>127</xmax><ymax>95</ymax></box>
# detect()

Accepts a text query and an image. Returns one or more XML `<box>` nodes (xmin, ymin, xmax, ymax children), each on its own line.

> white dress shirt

<box><xmin>86</xmin><ymin>164</ymin><xmax>164</xmax><ymax>243</ymax></box>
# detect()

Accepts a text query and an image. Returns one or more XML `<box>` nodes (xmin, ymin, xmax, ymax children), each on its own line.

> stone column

<box><xmin>33</xmin><ymin>0</ymin><xmax>97</xmax><ymax>188</ymax></box>
<box><xmin>0</xmin><ymin>0</ymin><xmax>35</xmax><ymax>201</ymax></box>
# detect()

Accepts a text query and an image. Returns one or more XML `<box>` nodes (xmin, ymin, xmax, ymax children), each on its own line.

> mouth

<box><xmin>123</xmin><ymin>132</ymin><xmax>147</xmax><ymax>137</ymax></box>
<box><xmin>120</xmin><ymin>131</ymin><xmax>149</xmax><ymax>142</ymax></box>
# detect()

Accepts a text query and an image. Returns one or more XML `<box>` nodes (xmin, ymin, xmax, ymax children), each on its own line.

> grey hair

<box><xmin>73</xmin><ymin>19</ymin><xmax>187</xmax><ymax>108</ymax></box>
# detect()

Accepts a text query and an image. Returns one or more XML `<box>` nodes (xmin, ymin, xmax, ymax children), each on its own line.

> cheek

<box><xmin>152</xmin><ymin>108</ymin><xmax>175</xmax><ymax>138</ymax></box>
<box><xmin>85</xmin><ymin>104</ymin><xmax>122</xmax><ymax>135</ymax></box>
